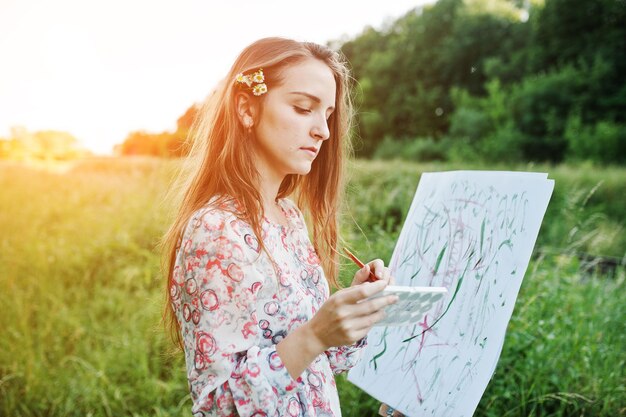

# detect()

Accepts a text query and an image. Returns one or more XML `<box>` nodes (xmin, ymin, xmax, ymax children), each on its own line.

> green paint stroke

<box><xmin>370</xmin><ymin>327</ymin><xmax>389</xmax><ymax>371</ymax></box>
<box><xmin>480</xmin><ymin>217</ymin><xmax>485</xmax><ymax>254</ymax></box>
<box><xmin>402</xmin><ymin>258</ymin><xmax>468</xmax><ymax>343</ymax></box>
<box><xmin>480</xmin><ymin>337</ymin><xmax>487</xmax><ymax>349</ymax></box>
<box><xmin>400</xmin><ymin>251</ymin><xmax>416</xmax><ymax>268</ymax></box>
<box><xmin>498</xmin><ymin>238</ymin><xmax>513</xmax><ymax>250</ymax></box>
<box><xmin>410</xmin><ymin>268</ymin><xmax>421</xmax><ymax>280</ymax></box>
<box><xmin>433</xmin><ymin>244</ymin><xmax>447</xmax><ymax>275</ymax></box>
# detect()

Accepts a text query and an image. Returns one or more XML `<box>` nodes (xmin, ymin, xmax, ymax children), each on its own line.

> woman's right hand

<box><xmin>276</xmin><ymin>268</ymin><xmax>398</xmax><ymax>379</ymax></box>
<box><xmin>306</xmin><ymin>278</ymin><xmax>398</xmax><ymax>351</ymax></box>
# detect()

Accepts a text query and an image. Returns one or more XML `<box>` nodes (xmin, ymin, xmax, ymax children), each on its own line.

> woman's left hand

<box><xmin>350</xmin><ymin>258</ymin><xmax>395</xmax><ymax>287</ymax></box>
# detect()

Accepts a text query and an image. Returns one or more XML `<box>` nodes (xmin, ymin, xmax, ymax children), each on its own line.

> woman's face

<box><xmin>251</xmin><ymin>58</ymin><xmax>336</xmax><ymax>179</ymax></box>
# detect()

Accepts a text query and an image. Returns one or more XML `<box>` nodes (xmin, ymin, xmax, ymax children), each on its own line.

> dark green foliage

<box><xmin>338</xmin><ymin>0</ymin><xmax>626</xmax><ymax>164</ymax></box>
<box><xmin>508</xmin><ymin>65</ymin><xmax>585</xmax><ymax>162</ymax></box>
<box><xmin>373</xmin><ymin>137</ymin><xmax>448</xmax><ymax>162</ymax></box>
<box><xmin>565</xmin><ymin>114</ymin><xmax>626</xmax><ymax>164</ymax></box>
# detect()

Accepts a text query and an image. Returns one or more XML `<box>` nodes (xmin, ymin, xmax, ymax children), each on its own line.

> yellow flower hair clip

<box><xmin>235</xmin><ymin>68</ymin><xmax>268</xmax><ymax>96</ymax></box>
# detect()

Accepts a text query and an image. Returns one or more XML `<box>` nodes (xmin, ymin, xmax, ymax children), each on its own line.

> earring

<box><xmin>244</xmin><ymin>117</ymin><xmax>254</xmax><ymax>134</ymax></box>
<box><xmin>244</xmin><ymin>116</ymin><xmax>253</xmax><ymax>128</ymax></box>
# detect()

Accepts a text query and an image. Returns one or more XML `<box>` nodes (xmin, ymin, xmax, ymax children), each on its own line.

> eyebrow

<box><xmin>288</xmin><ymin>91</ymin><xmax>335</xmax><ymax>112</ymax></box>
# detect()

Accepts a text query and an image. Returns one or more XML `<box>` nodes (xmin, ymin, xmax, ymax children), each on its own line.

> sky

<box><xmin>0</xmin><ymin>0</ymin><xmax>435</xmax><ymax>155</ymax></box>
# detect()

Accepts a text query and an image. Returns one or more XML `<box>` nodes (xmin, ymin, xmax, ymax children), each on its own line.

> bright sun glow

<box><xmin>0</xmin><ymin>0</ymin><xmax>434</xmax><ymax>155</ymax></box>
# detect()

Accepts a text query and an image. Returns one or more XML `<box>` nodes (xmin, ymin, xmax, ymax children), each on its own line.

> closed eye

<box><xmin>293</xmin><ymin>106</ymin><xmax>311</xmax><ymax>114</ymax></box>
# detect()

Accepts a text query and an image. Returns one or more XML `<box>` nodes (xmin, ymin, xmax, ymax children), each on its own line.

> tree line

<box><xmin>340</xmin><ymin>0</ymin><xmax>625</xmax><ymax>163</ymax></box>
<box><xmin>142</xmin><ymin>0</ymin><xmax>624</xmax><ymax>163</ymax></box>
<box><xmin>9</xmin><ymin>0</ymin><xmax>617</xmax><ymax>163</ymax></box>
<box><xmin>0</xmin><ymin>127</ymin><xmax>91</xmax><ymax>161</ymax></box>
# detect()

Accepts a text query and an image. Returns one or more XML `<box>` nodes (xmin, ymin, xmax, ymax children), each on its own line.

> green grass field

<box><xmin>1</xmin><ymin>157</ymin><xmax>624</xmax><ymax>416</ymax></box>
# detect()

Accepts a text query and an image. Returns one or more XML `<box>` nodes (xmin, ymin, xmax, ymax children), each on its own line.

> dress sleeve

<box><xmin>171</xmin><ymin>208</ymin><xmax>304</xmax><ymax>416</ymax></box>
<box><xmin>324</xmin><ymin>336</ymin><xmax>368</xmax><ymax>374</ymax></box>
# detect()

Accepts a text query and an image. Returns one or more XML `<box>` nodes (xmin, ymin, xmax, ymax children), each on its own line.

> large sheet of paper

<box><xmin>348</xmin><ymin>171</ymin><xmax>554</xmax><ymax>417</ymax></box>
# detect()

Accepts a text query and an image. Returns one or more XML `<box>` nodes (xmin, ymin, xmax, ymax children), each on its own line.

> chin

<box><xmin>290</xmin><ymin>163</ymin><xmax>313</xmax><ymax>176</ymax></box>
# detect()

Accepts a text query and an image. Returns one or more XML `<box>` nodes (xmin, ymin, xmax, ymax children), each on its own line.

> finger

<box><xmin>351</xmin><ymin>263</ymin><xmax>372</xmax><ymax>286</ymax></box>
<box><xmin>389</xmin><ymin>274</ymin><xmax>396</xmax><ymax>286</ymax></box>
<box><xmin>351</xmin><ymin>294</ymin><xmax>398</xmax><ymax>317</ymax></box>
<box><xmin>341</xmin><ymin>279</ymin><xmax>388</xmax><ymax>304</ymax></box>
<box><xmin>382</xmin><ymin>267</ymin><xmax>392</xmax><ymax>285</ymax></box>
<box><xmin>352</xmin><ymin>309</ymin><xmax>387</xmax><ymax>331</ymax></box>
<box><xmin>368</xmin><ymin>259</ymin><xmax>385</xmax><ymax>280</ymax></box>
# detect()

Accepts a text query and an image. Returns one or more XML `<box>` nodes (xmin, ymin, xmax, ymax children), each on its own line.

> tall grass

<box><xmin>0</xmin><ymin>158</ymin><xmax>188</xmax><ymax>416</ymax></box>
<box><xmin>0</xmin><ymin>157</ymin><xmax>624</xmax><ymax>416</ymax></box>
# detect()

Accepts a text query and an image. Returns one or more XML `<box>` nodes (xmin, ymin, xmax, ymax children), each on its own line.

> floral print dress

<box><xmin>170</xmin><ymin>196</ymin><xmax>367</xmax><ymax>417</ymax></box>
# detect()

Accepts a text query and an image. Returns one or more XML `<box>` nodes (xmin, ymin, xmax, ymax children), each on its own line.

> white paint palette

<box><xmin>365</xmin><ymin>285</ymin><xmax>448</xmax><ymax>327</ymax></box>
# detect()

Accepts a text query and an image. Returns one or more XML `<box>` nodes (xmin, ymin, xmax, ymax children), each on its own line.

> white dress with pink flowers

<box><xmin>170</xmin><ymin>196</ymin><xmax>367</xmax><ymax>417</ymax></box>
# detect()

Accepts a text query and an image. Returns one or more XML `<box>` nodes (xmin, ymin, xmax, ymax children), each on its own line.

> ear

<box><xmin>235</xmin><ymin>92</ymin><xmax>257</xmax><ymax>129</ymax></box>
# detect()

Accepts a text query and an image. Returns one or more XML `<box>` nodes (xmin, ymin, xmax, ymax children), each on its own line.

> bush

<box><xmin>444</xmin><ymin>136</ymin><xmax>481</xmax><ymax>163</ymax></box>
<box><xmin>449</xmin><ymin>106</ymin><xmax>491</xmax><ymax>142</ymax></box>
<box><xmin>373</xmin><ymin>137</ymin><xmax>448</xmax><ymax>162</ymax></box>
<box><xmin>508</xmin><ymin>65</ymin><xmax>589</xmax><ymax>162</ymax></box>
<box><xmin>565</xmin><ymin>113</ymin><xmax>626</xmax><ymax>164</ymax></box>
<box><xmin>447</xmin><ymin>80</ymin><xmax>522</xmax><ymax>162</ymax></box>
<box><xmin>444</xmin><ymin>123</ymin><xmax>525</xmax><ymax>164</ymax></box>
<box><xmin>479</xmin><ymin>123</ymin><xmax>526</xmax><ymax>162</ymax></box>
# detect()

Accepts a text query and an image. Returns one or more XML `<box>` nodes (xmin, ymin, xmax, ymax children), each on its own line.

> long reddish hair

<box><xmin>159</xmin><ymin>37</ymin><xmax>356</xmax><ymax>350</ymax></box>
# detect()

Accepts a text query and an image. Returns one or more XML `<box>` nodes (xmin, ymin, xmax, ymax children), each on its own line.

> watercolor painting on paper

<box><xmin>348</xmin><ymin>171</ymin><xmax>554</xmax><ymax>417</ymax></box>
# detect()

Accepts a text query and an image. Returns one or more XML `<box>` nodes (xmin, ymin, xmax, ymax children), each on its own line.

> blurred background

<box><xmin>1</xmin><ymin>0</ymin><xmax>624</xmax><ymax>416</ymax></box>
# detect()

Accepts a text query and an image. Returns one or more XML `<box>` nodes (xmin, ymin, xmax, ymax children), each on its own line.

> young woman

<box><xmin>161</xmin><ymin>37</ymin><xmax>401</xmax><ymax>417</ymax></box>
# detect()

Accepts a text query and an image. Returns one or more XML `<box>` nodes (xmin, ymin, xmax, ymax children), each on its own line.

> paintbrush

<box><xmin>343</xmin><ymin>247</ymin><xmax>379</xmax><ymax>283</ymax></box>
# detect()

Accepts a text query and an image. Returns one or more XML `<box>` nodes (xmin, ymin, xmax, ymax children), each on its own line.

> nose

<box><xmin>311</xmin><ymin>115</ymin><xmax>330</xmax><ymax>141</ymax></box>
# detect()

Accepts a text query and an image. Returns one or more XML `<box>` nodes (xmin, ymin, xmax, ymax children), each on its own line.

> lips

<box><xmin>300</xmin><ymin>146</ymin><xmax>318</xmax><ymax>154</ymax></box>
